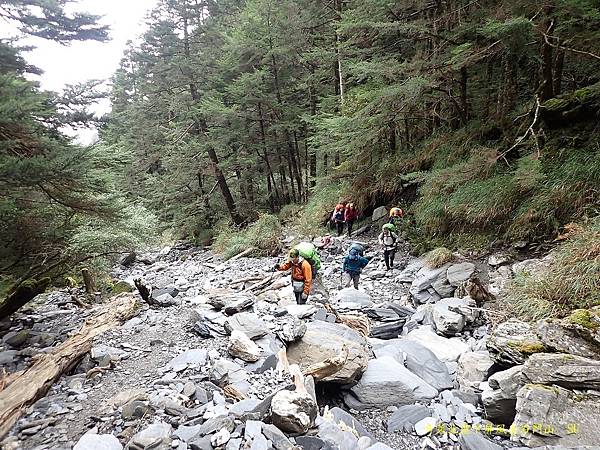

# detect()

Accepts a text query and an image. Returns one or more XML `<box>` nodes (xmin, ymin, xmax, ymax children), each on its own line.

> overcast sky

<box><xmin>3</xmin><ymin>0</ymin><xmax>159</xmax><ymax>143</ymax></box>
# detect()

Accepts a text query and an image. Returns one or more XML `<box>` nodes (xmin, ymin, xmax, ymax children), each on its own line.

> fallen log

<box><xmin>214</xmin><ymin>247</ymin><xmax>257</xmax><ymax>271</ymax></box>
<box><xmin>229</xmin><ymin>275</ymin><xmax>264</xmax><ymax>286</ymax></box>
<box><xmin>0</xmin><ymin>293</ymin><xmax>138</xmax><ymax>440</ymax></box>
<box><xmin>0</xmin><ymin>278</ymin><xmax>51</xmax><ymax>321</ymax></box>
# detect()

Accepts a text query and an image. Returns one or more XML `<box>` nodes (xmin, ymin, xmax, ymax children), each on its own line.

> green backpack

<box><xmin>294</xmin><ymin>242</ymin><xmax>321</xmax><ymax>271</ymax></box>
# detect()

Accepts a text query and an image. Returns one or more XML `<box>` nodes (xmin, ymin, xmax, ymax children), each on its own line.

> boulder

<box><xmin>373</xmin><ymin>339</ymin><xmax>453</xmax><ymax>391</ymax></box>
<box><xmin>261</xmin><ymin>423</ymin><xmax>295</xmax><ymax>450</ymax></box>
<box><xmin>271</xmin><ymin>389</ymin><xmax>317</xmax><ymax>434</ymax></box>
<box><xmin>371</xmin><ymin>206</ymin><xmax>388</xmax><ymax>222</ymax></box>
<box><xmin>488</xmin><ymin>253</ymin><xmax>512</xmax><ymax>267</ymax></box>
<box><xmin>335</xmin><ymin>288</ymin><xmax>374</xmax><ymax>308</ymax></box>
<box><xmin>432</xmin><ymin>298</ymin><xmax>468</xmax><ymax>335</ymax></box>
<box><xmin>406</xmin><ymin>326</ymin><xmax>470</xmax><ymax>362</ymax></box>
<box><xmin>481</xmin><ymin>365</ymin><xmax>524</xmax><ymax>424</ymax></box>
<box><xmin>224</xmin><ymin>313</ymin><xmax>268</xmax><ymax>340</ymax></box>
<box><xmin>227</xmin><ymin>330</ymin><xmax>261</xmax><ymax>362</ymax></box>
<box><xmin>536</xmin><ymin>308</ymin><xmax>600</xmax><ymax>358</ymax></box>
<box><xmin>487</xmin><ymin>319</ymin><xmax>545</xmax><ymax>365</ymax></box>
<box><xmin>128</xmin><ymin>422</ymin><xmax>172</xmax><ymax>449</ymax></box>
<box><xmin>279</xmin><ymin>317</ymin><xmax>307</xmax><ymax>343</ymax></box>
<box><xmin>415</xmin><ymin>417</ymin><xmax>437</xmax><ymax>436</ymax></box>
<box><xmin>410</xmin><ymin>264</ymin><xmax>452</xmax><ymax>304</ymax></box>
<box><xmin>223</xmin><ymin>294</ymin><xmax>256</xmax><ymax>315</ymax></box>
<box><xmin>511</xmin><ymin>384</ymin><xmax>600</xmax><ymax>447</ymax></box>
<box><xmin>73</xmin><ymin>433</ymin><xmax>123</xmax><ymax>450</ymax></box>
<box><xmin>287</xmin><ymin>321</ymin><xmax>369</xmax><ymax>383</ymax></box>
<box><xmin>348</xmin><ymin>356</ymin><xmax>437</xmax><ymax>408</ymax></box>
<box><xmin>387</xmin><ymin>405</ymin><xmax>431</xmax><ymax>432</ymax></box>
<box><xmin>119</xmin><ymin>252</ymin><xmax>137</xmax><ymax>266</ymax></box>
<box><xmin>522</xmin><ymin>353</ymin><xmax>600</xmax><ymax>390</ymax></box>
<box><xmin>456</xmin><ymin>351</ymin><xmax>494</xmax><ymax>394</ymax></box>
<box><xmin>370</xmin><ymin>321</ymin><xmax>405</xmax><ymax>340</ymax></box>
<box><xmin>329</xmin><ymin>407</ymin><xmax>373</xmax><ymax>438</ymax></box>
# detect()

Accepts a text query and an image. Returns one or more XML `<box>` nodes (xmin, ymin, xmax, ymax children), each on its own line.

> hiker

<box><xmin>342</xmin><ymin>243</ymin><xmax>370</xmax><ymax>289</ymax></box>
<box><xmin>388</xmin><ymin>207</ymin><xmax>404</xmax><ymax>231</ymax></box>
<box><xmin>378</xmin><ymin>223</ymin><xmax>398</xmax><ymax>270</ymax></box>
<box><xmin>274</xmin><ymin>248</ymin><xmax>312</xmax><ymax>304</ymax></box>
<box><xmin>275</xmin><ymin>242</ymin><xmax>327</xmax><ymax>303</ymax></box>
<box><xmin>344</xmin><ymin>202</ymin><xmax>359</xmax><ymax>236</ymax></box>
<box><xmin>331</xmin><ymin>203</ymin><xmax>346</xmax><ymax>236</ymax></box>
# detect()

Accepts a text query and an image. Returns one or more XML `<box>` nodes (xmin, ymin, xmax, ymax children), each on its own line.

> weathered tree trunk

<box><xmin>553</xmin><ymin>48</ymin><xmax>565</xmax><ymax>95</ymax></box>
<box><xmin>459</xmin><ymin>66</ymin><xmax>469</xmax><ymax>124</ymax></box>
<box><xmin>81</xmin><ymin>268</ymin><xmax>96</xmax><ymax>295</ymax></box>
<box><xmin>538</xmin><ymin>7</ymin><xmax>556</xmax><ymax>102</ymax></box>
<box><xmin>0</xmin><ymin>278</ymin><xmax>51</xmax><ymax>321</ymax></box>
<box><xmin>183</xmin><ymin>10</ymin><xmax>243</xmax><ymax>225</ymax></box>
<box><xmin>0</xmin><ymin>294</ymin><xmax>138</xmax><ymax>440</ymax></box>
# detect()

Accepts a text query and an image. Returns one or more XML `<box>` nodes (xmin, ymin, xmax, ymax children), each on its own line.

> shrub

<box><xmin>504</xmin><ymin>216</ymin><xmax>600</xmax><ymax>321</ymax></box>
<box><xmin>213</xmin><ymin>214</ymin><xmax>282</xmax><ymax>259</ymax></box>
<box><xmin>424</xmin><ymin>247</ymin><xmax>454</xmax><ymax>268</ymax></box>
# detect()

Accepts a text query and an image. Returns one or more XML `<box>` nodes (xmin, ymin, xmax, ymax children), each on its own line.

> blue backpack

<box><xmin>349</xmin><ymin>243</ymin><xmax>364</xmax><ymax>257</ymax></box>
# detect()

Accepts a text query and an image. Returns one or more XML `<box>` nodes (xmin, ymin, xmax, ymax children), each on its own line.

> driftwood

<box><xmin>0</xmin><ymin>293</ymin><xmax>138</xmax><ymax>439</ymax></box>
<box><xmin>303</xmin><ymin>344</ymin><xmax>349</xmax><ymax>381</ymax></box>
<box><xmin>223</xmin><ymin>384</ymin><xmax>246</xmax><ymax>401</ymax></box>
<box><xmin>215</xmin><ymin>247</ymin><xmax>257</xmax><ymax>271</ymax></box>
<box><xmin>324</xmin><ymin>303</ymin><xmax>371</xmax><ymax>338</ymax></box>
<box><xmin>230</xmin><ymin>275</ymin><xmax>264</xmax><ymax>286</ymax></box>
<box><xmin>0</xmin><ymin>278</ymin><xmax>51</xmax><ymax>321</ymax></box>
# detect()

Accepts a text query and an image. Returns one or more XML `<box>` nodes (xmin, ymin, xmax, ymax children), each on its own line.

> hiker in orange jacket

<box><xmin>274</xmin><ymin>248</ymin><xmax>313</xmax><ymax>304</ymax></box>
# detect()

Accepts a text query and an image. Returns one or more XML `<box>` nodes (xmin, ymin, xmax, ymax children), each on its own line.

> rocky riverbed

<box><xmin>1</xmin><ymin>228</ymin><xmax>600</xmax><ymax>450</ymax></box>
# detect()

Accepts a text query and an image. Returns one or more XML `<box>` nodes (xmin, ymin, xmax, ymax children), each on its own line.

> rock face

<box><xmin>406</xmin><ymin>326</ymin><xmax>470</xmax><ymax>362</ymax></box>
<box><xmin>456</xmin><ymin>351</ymin><xmax>494</xmax><ymax>394</ymax></box>
<box><xmin>487</xmin><ymin>319</ymin><xmax>545</xmax><ymax>365</ymax></box>
<box><xmin>481</xmin><ymin>365</ymin><xmax>524</xmax><ymax>424</ymax></box>
<box><xmin>373</xmin><ymin>339</ymin><xmax>453</xmax><ymax>391</ymax></box>
<box><xmin>536</xmin><ymin>309</ymin><xmax>600</xmax><ymax>358</ymax></box>
<box><xmin>271</xmin><ymin>389</ymin><xmax>317</xmax><ymax>434</ymax></box>
<box><xmin>522</xmin><ymin>353</ymin><xmax>600</xmax><ymax>390</ymax></box>
<box><xmin>287</xmin><ymin>321</ymin><xmax>369</xmax><ymax>383</ymax></box>
<box><xmin>227</xmin><ymin>330</ymin><xmax>261</xmax><ymax>362</ymax></box>
<box><xmin>459</xmin><ymin>432</ymin><xmax>503</xmax><ymax>450</ymax></box>
<box><xmin>347</xmin><ymin>356</ymin><xmax>437</xmax><ymax>408</ymax></box>
<box><xmin>511</xmin><ymin>384</ymin><xmax>600</xmax><ymax>447</ymax></box>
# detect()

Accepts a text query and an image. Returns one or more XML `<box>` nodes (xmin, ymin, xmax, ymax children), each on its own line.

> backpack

<box><xmin>294</xmin><ymin>242</ymin><xmax>321</xmax><ymax>271</ymax></box>
<box><xmin>382</xmin><ymin>223</ymin><xmax>396</xmax><ymax>233</ymax></box>
<box><xmin>334</xmin><ymin>209</ymin><xmax>344</xmax><ymax>221</ymax></box>
<box><xmin>349</xmin><ymin>243</ymin><xmax>365</xmax><ymax>257</ymax></box>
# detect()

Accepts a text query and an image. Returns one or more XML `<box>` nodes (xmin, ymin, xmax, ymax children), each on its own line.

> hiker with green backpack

<box><xmin>274</xmin><ymin>242</ymin><xmax>327</xmax><ymax>303</ymax></box>
<box><xmin>378</xmin><ymin>223</ymin><xmax>398</xmax><ymax>270</ymax></box>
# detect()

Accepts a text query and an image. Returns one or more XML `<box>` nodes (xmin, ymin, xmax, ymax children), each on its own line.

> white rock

<box><xmin>414</xmin><ymin>417</ymin><xmax>437</xmax><ymax>436</ymax></box>
<box><xmin>73</xmin><ymin>433</ymin><xmax>123</xmax><ymax>450</ymax></box>
<box><xmin>406</xmin><ymin>326</ymin><xmax>470</xmax><ymax>362</ymax></box>
<box><xmin>227</xmin><ymin>330</ymin><xmax>261</xmax><ymax>362</ymax></box>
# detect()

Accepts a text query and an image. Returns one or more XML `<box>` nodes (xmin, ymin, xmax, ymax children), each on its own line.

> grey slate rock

<box><xmin>197</xmin><ymin>415</ymin><xmax>235</xmax><ymax>436</ymax></box>
<box><xmin>387</xmin><ymin>405</ymin><xmax>431</xmax><ymax>432</ymax></box>
<box><xmin>458</xmin><ymin>431</ymin><xmax>503</xmax><ymax>450</ymax></box>
<box><xmin>330</xmin><ymin>407</ymin><xmax>373</xmax><ymax>438</ymax></box>
<box><xmin>261</xmin><ymin>423</ymin><xmax>295</xmax><ymax>450</ymax></box>
<box><xmin>294</xmin><ymin>436</ymin><xmax>331</xmax><ymax>450</ymax></box>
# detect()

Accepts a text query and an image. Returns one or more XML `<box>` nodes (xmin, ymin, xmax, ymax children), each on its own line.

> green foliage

<box><xmin>213</xmin><ymin>214</ymin><xmax>282</xmax><ymax>260</ymax></box>
<box><xmin>506</xmin><ymin>217</ymin><xmax>600</xmax><ymax>320</ymax></box>
<box><xmin>423</xmin><ymin>247</ymin><xmax>454</xmax><ymax>268</ymax></box>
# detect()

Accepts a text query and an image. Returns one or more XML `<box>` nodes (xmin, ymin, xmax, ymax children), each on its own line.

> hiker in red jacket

<box><xmin>344</xmin><ymin>203</ymin><xmax>359</xmax><ymax>237</ymax></box>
